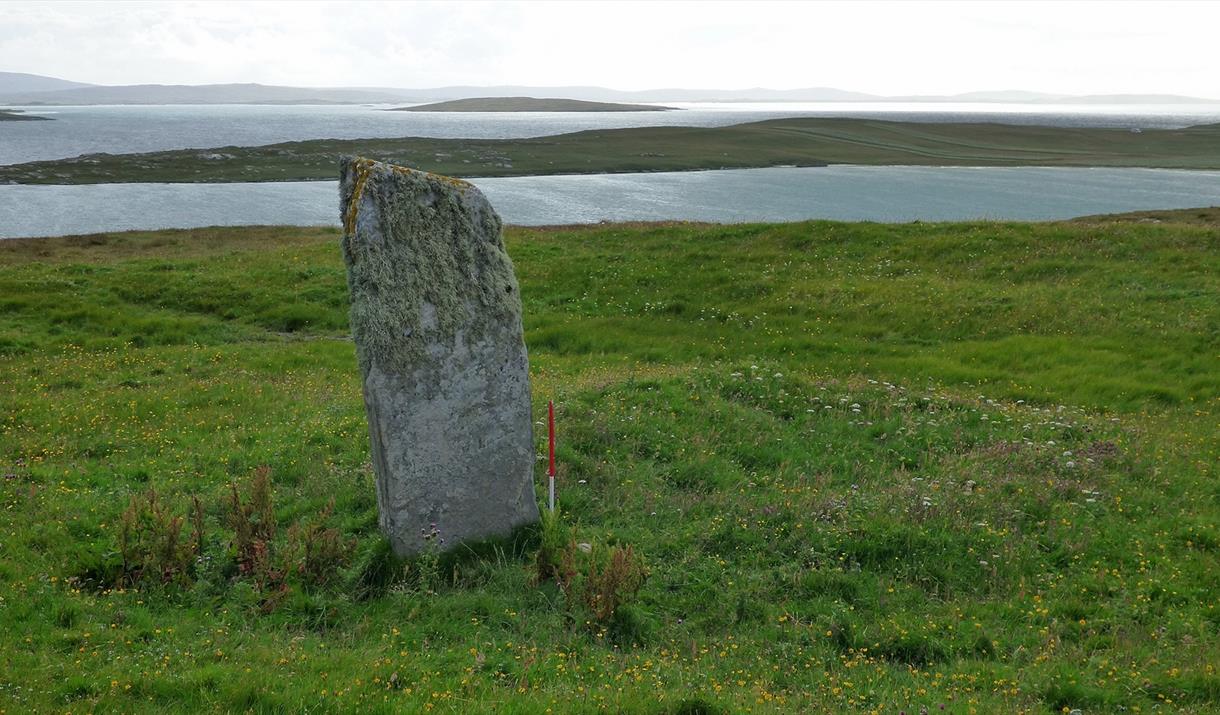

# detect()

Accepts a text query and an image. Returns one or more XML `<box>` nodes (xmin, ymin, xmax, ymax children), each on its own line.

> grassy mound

<box><xmin>3</xmin><ymin>117</ymin><xmax>1220</xmax><ymax>184</ymax></box>
<box><xmin>0</xmin><ymin>214</ymin><xmax>1216</xmax><ymax>712</ymax></box>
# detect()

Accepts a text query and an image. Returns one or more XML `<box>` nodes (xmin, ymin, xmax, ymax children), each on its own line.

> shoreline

<box><xmin>3</xmin><ymin>204</ymin><xmax>1217</xmax><ymax>243</ymax></box>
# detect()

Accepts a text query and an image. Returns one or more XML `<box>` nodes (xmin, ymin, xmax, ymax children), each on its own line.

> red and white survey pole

<box><xmin>547</xmin><ymin>399</ymin><xmax>556</xmax><ymax>512</ymax></box>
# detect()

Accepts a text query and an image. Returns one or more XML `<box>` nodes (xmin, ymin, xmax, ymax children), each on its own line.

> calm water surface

<box><xmin>4</xmin><ymin>102</ymin><xmax>1220</xmax><ymax>165</ymax></box>
<box><xmin>3</xmin><ymin>166</ymin><xmax>1219</xmax><ymax>239</ymax></box>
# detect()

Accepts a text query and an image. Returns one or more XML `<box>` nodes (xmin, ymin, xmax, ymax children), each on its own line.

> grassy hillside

<box><xmin>0</xmin><ymin>214</ymin><xmax>1217</xmax><ymax>713</ymax></box>
<box><xmin>392</xmin><ymin>97</ymin><xmax>673</xmax><ymax>112</ymax></box>
<box><xmin>4</xmin><ymin>117</ymin><xmax>1220</xmax><ymax>184</ymax></box>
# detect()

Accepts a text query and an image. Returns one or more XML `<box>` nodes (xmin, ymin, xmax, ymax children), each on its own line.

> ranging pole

<box><xmin>547</xmin><ymin>400</ymin><xmax>556</xmax><ymax>512</ymax></box>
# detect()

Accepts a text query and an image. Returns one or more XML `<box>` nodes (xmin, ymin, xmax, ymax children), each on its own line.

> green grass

<box><xmin>4</xmin><ymin>117</ymin><xmax>1220</xmax><ymax>184</ymax></box>
<box><xmin>1</xmin><ymin>212</ymin><xmax>1218</xmax><ymax>713</ymax></box>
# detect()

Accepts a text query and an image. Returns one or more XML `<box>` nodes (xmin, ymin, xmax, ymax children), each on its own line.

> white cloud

<box><xmin>0</xmin><ymin>0</ymin><xmax>1216</xmax><ymax>96</ymax></box>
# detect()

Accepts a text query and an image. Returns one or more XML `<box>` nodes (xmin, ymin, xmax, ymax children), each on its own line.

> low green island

<box><xmin>4</xmin><ymin>117</ymin><xmax>1219</xmax><ymax>184</ymax></box>
<box><xmin>1</xmin><ymin>210</ymin><xmax>1217</xmax><ymax>712</ymax></box>
<box><xmin>390</xmin><ymin>96</ymin><xmax>675</xmax><ymax>112</ymax></box>
<box><xmin>0</xmin><ymin>108</ymin><xmax>51</xmax><ymax>121</ymax></box>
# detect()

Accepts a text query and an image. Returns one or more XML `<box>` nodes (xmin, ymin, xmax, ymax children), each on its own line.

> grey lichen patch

<box><xmin>340</xmin><ymin>156</ymin><xmax>522</xmax><ymax>377</ymax></box>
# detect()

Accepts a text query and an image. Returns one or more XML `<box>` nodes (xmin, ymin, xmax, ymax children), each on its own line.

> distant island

<box><xmin>392</xmin><ymin>97</ymin><xmax>676</xmax><ymax>112</ymax></box>
<box><xmin>0</xmin><ymin>109</ymin><xmax>51</xmax><ymax>121</ymax></box>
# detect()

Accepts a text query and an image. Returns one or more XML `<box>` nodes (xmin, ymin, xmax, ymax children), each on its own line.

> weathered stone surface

<box><xmin>339</xmin><ymin>156</ymin><xmax>539</xmax><ymax>556</ymax></box>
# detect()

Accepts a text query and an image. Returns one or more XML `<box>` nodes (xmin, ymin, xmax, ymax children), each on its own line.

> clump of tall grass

<box><xmin>535</xmin><ymin>507</ymin><xmax>649</xmax><ymax>643</ymax></box>
<box><xmin>110</xmin><ymin>467</ymin><xmax>353</xmax><ymax>606</ymax></box>
<box><xmin>117</xmin><ymin>489</ymin><xmax>204</xmax><ymax>587</ymax></box>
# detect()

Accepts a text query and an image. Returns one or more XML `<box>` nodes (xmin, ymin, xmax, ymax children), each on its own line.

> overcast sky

<box><xmin>2</xmin><ymin>0</ymin><xmax>1218</xmax><ymax>96</ymax></box>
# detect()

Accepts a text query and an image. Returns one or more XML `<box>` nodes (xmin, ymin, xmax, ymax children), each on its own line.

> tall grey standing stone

<box><xmin>339</xmin><ymin>156</ymin><xmax>539</xmax><ymax>556</ymax></box>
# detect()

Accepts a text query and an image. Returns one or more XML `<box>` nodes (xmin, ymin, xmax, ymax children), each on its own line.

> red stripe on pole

<box><xmin>547</xmin><ymin>400</ymin><xmax>556</xmax><ymax>477</ymax></box>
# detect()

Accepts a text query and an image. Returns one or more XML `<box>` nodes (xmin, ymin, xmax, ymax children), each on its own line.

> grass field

<box><xmin>0</xmin><ymin>211</ymin><xmax>1217</xmax><ymax>713</ymax></box>
<box><xmin>4</xmin><ymin>117</ymin><xmax>1220</xmax><ymax>184</ymax></box>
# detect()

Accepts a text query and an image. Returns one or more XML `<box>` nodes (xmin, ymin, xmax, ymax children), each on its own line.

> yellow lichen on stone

<box><xmin>343</xmin><ymin>157</ymin><xmax>376</xmax><ymax>234</ymax></box>
<box><xmin>345</xmin><ymin>158</ymin><xmax>473</xmax><ymax>234</ymax></box>
<box><xmin>424</xmin><ymin>170</ymin><xmax>473</xmax><ymax>189</ymax></box>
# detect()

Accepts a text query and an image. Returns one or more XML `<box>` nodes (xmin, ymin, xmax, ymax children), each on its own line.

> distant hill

<box><xmin>0</xmin><ymin>71</ymin><xmax>95</xmax><ymax>94</ymax></box>
<box><xmin>393</xmin><ymin>86</ymin><xmax>883</xmax><ymax>103</ymax></box>
<box><xmin>392</xmin><ymin>97</ymin><xmax>674</xmax><ymax>112</ymax></box>
<box><xmin>893</xmin><ymin>90</ymin><xmax>1068</xmax><ymax>103</ymax></box>
<box><xmin>0</xmin><ymin>72</ymin><xmax>1215</xmax><ymax>105</ymax></box>
<box><xmin>0</xmin><ymin>80</ymin><xmax>882</xmax><ymax>105</ymax></box>
<box><xmin>1040</xmin><ymin>93</ymin><xmax>1220</xmax><ymax>105</ymax></box>
<box><xmin>0</xmin><ymin>82</ymin><xmax>411</xmax><ymax>105</ymax></box>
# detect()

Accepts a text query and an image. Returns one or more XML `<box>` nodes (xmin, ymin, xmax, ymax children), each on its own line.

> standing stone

<box><xmin>339</xmin><ymin>156</ymin><xmax>539</xmax><ymax>556</ymax></box>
